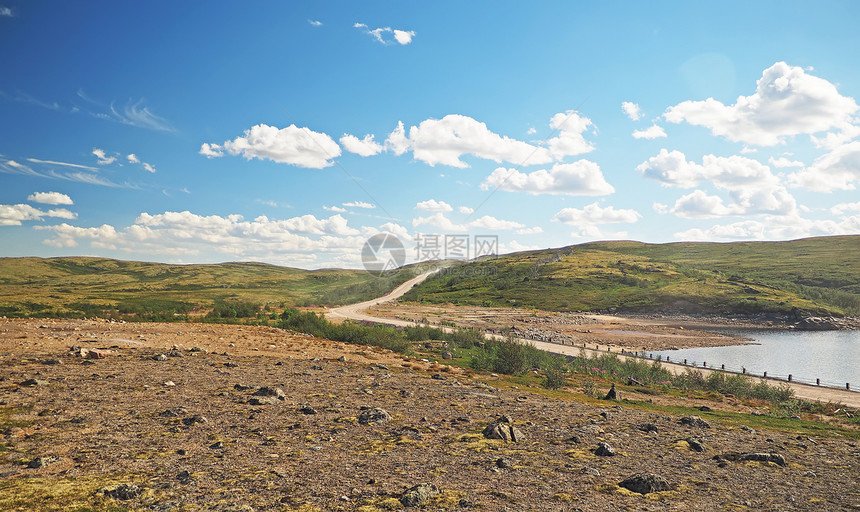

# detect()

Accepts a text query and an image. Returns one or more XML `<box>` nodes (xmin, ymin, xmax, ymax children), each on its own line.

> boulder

<box><xmin>358</xmin><ymin>407</ymin><xmax>392</xmax><ymax>425</ymax></box>
<box><xmin>594</xmin><ymin>442</ymin><xmax>616</xmax><ymax>456</ymax></box>
<box><xmin>618</xmin><ymin>473</ymin><xmax>671</xmax><ymax>494</ymax></box>
<box><xmin>679</xmin><ymin>415</ymin><xmax>711</xmax><ymax>428</ymax></box>
<box><xmin>400</xmin><ymin>483</ymin><xmax>439</xmax><ymax>507</ymax></box>
<box><xmin>482</xmin><ymin>416</ymin><xmax>524</xmax><ymax>442</ymax></box>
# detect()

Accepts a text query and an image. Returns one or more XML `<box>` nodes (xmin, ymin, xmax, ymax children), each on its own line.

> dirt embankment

<box><xmin>1</xmin><ymin>318</ymin><xmax>859</xmax><ymax>511</ymax></box>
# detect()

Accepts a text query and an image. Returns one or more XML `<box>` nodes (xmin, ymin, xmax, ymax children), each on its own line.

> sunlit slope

<box><xmin>402</xmin><ymin>236</ymin><xmax>860</xmax><ymax>316</ymax></box>
<box><xmin>0</xmin><ymin>257</ymin><xmax>415</xmax><ymax>317</ymax></box>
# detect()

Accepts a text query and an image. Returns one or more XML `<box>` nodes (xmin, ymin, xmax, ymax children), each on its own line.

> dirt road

<box><xmin>328</xmin><ymin>272</ymin><xmax>860</xmax><ymax>408</ymax></box>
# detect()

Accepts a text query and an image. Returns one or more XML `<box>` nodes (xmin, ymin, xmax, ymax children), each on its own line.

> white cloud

<box><xmin>36</xmin><ymin>223</ymin><xmax>118</xmax><ymax>248</ymax></box>
<box><xmin>546</xmin><ymin>110</ymin><xmax>595</xmax><ymax>158</ymax></box>
<box><xmin>355</xmin><ymin>23</ymin><xmax>415</xmax><ymax>45</ymax></box>
<box><xmin>516</xmin><ymin>226</ymin><xmax>543</xmax><ymax>235</ymax></box>
<box><xmin>28</xmin><ymin>191</ymin><xmax>73</xmax><ymax>205</ymax></box>
<box><xmin>308</xmin><ymin>19</ymin><xmax>322</xmax><ymax>26</ymax></box>
<box><xmin>0</xmin><ymin>6</ymin><xmax>14</xmax><ymax>17</ymax></box>
<box><xmin>768</xmin><ymin>156</ymin><xmax>803</xmax><ymax>168</ymax></box>
<box><xmin>211</xmin><ymin>124</ymin><xmax>341</xmax><ymax>169</ymax></box>
<box><xmin>104</xmin><ymin>99</ymin><xmax>175</xmax><ymax>132</ymax></box>
<box><xmin>0</xmin><ymin>203</ymin><xmax>77</xmax><ymax>226</ymax></box>
<box><xmin>92</xmin><ymin>148</ymin><xmax>116</xmax><ymax>165</ymax></box>
<box><xmin>415</xmin><ymin>199</ymin><xmax>453</xmax><ymax>212</ymax></box>
<box><xmin>127</xmin><ymin>154</ymin><xmax>140</xmax><ymax>164</ymax></box>
<box><xmin>323</xmin><ymin>205</ymin><xmax>347</xmax><ymax>213</ymax></box>
<box><xmin>632</xmin><ymin>125</ymin><xmax>667</xmax><ymax>139</ymax></box>
<box><xmin>469</xmin><ymin>215</ymin><xmax>524</xmax><ymax>230</ymax></box>
<box><xmin>393</xmin><ymin>29</ymin><xmax>416</xmax><ymax>45</ymax></box>
<box><xmin>653</xmin><ymin>202</ymin><xmax>669</xmax><ymax>214</ymax></box>
<box><xmin>199</xmin><ymin>143</ymin><xmax>224</xmax><ymax>158</ymax></box>
<box><xmin>674</xmin><ymin>214</ymin><xmax>860</xmax><ymax>242</ymax></box>
<box><xmin>142</xmin><ymin>162</ymin><xmax>156</xmax><ymax>173</ymax></box>
<box><xmin>552</xmin><ymin>202</ymin><xmax>641</xmax><ymax>226</ymax></box>
<box><xmin>665</xmin><ymin>61</ymin><xmax>860</xmax><ymax>146</ymax></box>
<box><xmin>458</xmin><ymin>206</ymin><xmax>474</xmax><ymax>214</ymax></box>
<box><xmin>622</xmin><ymin>101</ymin><xmax>643</xmax><ymax>121</ymax></box>
<box><xmin>481</xmin><ymin>161</ymin><xmax>614</xmax><ymax>196</ymax></box>
<box><xmin>831</xmin><ymin>201</ymin><xmax>860</xmax><ymax>215</ymax></box>
<box><xmin>411</xmin><ymin>213</ymin><xmax>524</xmax><ymax>232</ymax></box>
<box><xmin>386</xmin><ymin>114</ymin><xmax>553</xmax><ymax>168</ymax></box>
<box><xmin>343</xmin><ymin>201</ymin><xmax>375</xmax><ymax>209</ymax></box>
<box><xmin>124</xmin><ymin>153</ymin><xmax>156</xmax><ymax>173</ymax></box>
<box><xmin>670</xmin><ymin>190</ymin><xmax>739</xmax><ymax>218</ymax></box>
<box><xmin>412</xmin><ymin>212</ymin><xmax>465</xmax><ymax>231</ymax></box>
<box><xmin>637</xmin><ymin>149</ymin><xmax>704</xmax><ymax>188</ymax></box>
<box><xmin>339</xmin><ymin>134</ymin><xmax>383</xmax><ymax>157</ymax></box>
<box><xmin>789</xmin><ymin>140</ymin><xmax>860</xmax><ymax>192</ymax></box>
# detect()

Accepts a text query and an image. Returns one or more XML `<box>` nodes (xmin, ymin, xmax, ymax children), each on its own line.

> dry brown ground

<box><xmin>1</xmin><ymin>318</ymin><xmax>859</xmax><ymax>511</ymax></box>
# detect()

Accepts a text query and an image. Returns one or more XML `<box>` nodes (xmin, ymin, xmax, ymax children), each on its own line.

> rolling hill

<box><xmin>401</xmin><ymin>236</ymin><xmax>860</xmax><ymax>317</ymax></box>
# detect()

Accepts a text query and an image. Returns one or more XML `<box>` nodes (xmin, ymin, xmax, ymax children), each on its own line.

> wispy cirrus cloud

<box><xmin>1</xmin><ymin>158</ymin><xmax>133</xmax><ymax>188</ymax></box>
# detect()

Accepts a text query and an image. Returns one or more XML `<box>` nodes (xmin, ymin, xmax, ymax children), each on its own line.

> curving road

<box><xmin>326</xmin><ymin>271</ymin><xmax>860</xmax><ymax>408</ymax></box>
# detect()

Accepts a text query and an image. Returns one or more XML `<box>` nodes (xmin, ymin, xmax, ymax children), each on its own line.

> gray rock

<box><xmin>495</xmin><ymin>457</ymin><xmax>514</xmax><ymax>469</ymax></box>
<box><xmin>248</xmin><ymin>396</ymin><xmax>281</xmax><ymax>406</ymax></box>
<box><xmin>358</xmin><ymin>407</ymin><xmax>392</xmax><ymax>425</ymax></box>
<box><xmin>253</xmin><ymin>387</ymin><xmax>285</xmax><ymax>399</ymax></box>
<box><xmin>594</xmin><ymin>442</ymin><xmax>616</xmax><ymax>456</ymax></box>
<box><xmin>581</xmin><ymin>466</ymin><xmax>600</xmax><ymax>476</ymax></box>
<box><xmin>153</xmin><ymin>354</ymin><xmax>168</xmax><ymax>361</ymax></box>
<box><xmin>19</xmin><ymin>379</ymin><xmax>49</xmax><ymax>387</ymax></box>
<box><xmin>740</xmin><ymin>452</ymin><xmax>786</xmax><ymax>466</ymax></box>
<box><xmin>618</xmin><ymin>473</ymin><xmax>671</xmax><ymax>494</ymax></box>
<box><xmin>27</xmin><ymin>456</ymin><xmax>60</xmax><ymax>469</ymax></box>
<box><xmin>299</xmin><ymin>404</ymin><xmax>317</xmax><ymax>415</ymax></box>
<box><xmin>103</xmin><ymin>483</ymin><xmax>142</xmax><ymax>500</ymax></box>
<box><xmin>482</xmin><ymin>416</ymin><xmax>524</xmax><ymax>442</ymax></box>
<box><xmin>686</xmin><ymin>437</ymin><xmax>705</xmax><ymax>452</ymax></box>
<box><xmin>637</xmin><ymin>423</ymin><xmax>658</xmax><ymax>433</ymax></box>
<box><xmin>400</xmin><ymin>483</ymin><xmax>439</xmax><ymax>507</ymax></box>
<box><xmin>604</xmin><ymin>383</ymin><xmax>618</xmax><ymax>400</ymax></box>
<box><xmin>680</xmin><ymin>415</ymin><xmax>711</xmax><ymax>428</ymax></box>
<box><xmin>442</xmin><ymin>351</ymin><xmax>453</xmax><ymax>360</ymax></box>
<box><xmin>181</xmin><ymin>415</ymin><xmax>207</xmax><ymax>426</ymax></box>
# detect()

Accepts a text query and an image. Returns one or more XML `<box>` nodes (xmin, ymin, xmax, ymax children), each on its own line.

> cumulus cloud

<box><xmin>339</xmin><ymin>134</ymin><xmax>383</xmax><ymax>156</ymax></box>
<box><xmin>670</xmin><ymin>190</ymin><xmax>739</xmax><ymax>218</ymax></box>
<box><xmin>415</xmin><ymin>199</ymin><xmax>453</xmax><ymax>212</ymax></box>
<box><xmin>125</xmin><ymin>153</ymin><xmax>156</xmax><ymax>173</ymax></box>
<box><xmin>28</xmin><ymin>191</ymin><xmax>73</xmax><ymax>205</ymax></box>
<box><xmin>207</xmin><ymin>124</ymin><xmax>341</xmax><ymax>169</ymax></box>
<box><xmin>412</xmin><ymin>213</ymin><xmax>524</xmax><ymax>232</ymax></box>
<box><xmin>343</xmin><ymin>201</ymin><xmax>375</xmax><ymax>209</ymax></box>
<box><xmin>552</xmin><ymin>202</ymin><xmax>641</xmax><ymax>226</ymax></box>
<box><xmin>199</xmin><ymin>143</ymin><xmax>224</xmax><ymax>158</ymax></box>
<box><xmin>674</xmin><ymin>213</ymin><xmax>860</xmax><ymax>242</ymax></box>
<box><xmin>92</xmin><ymin>148</ymin><xmax>116</xmax><ymax>165</ymax></box>
<box><xmin>632</xmin><ymin>125</ymin><xmax>667</xmax><ymax>139</ymax></box>
<box><xmin>323</xmin><ymin>205</ymin><xmax>347</xmax><ymax>213</ymax></box>
<box><xmin>637</xmin><ymin>149</ymin><xmax>704</xmax><ymax>188</ymax></box>
<box><xmin>354</xmin><ymin>23</ymin><xmax>415</xmax><ymax>45</ymax></box>
<box><xmin>768</xmin><ymin>156</ymin><xmax>804</xmax><ymax>168</ymax></box>
<box><xmin>622</xmin><ymin>101</ymin><xmax>643</xmax><ymax>121</ymax></box>
<box><xmin>664</xmin><ymin>61</ymin><xmax>860</xmax><ymax>146</ymax></box>
<box><xmin>546</xmin><ymin>111</ymin><xmax>595</xmax><ymax>158</ymax></box>
<box><xmin>831</xmin><ymin>201</ymin><xmax>860</xmax><ymax>215</ymax></box>
<box><xmin>481</xmin><ymin>161</ymin><xmax>615</xmax><ymax>196</ymax></box>
<box><xmin>516</xmin><ymin>226</ymin><xmax>543</xmax><ymax>235</ymax></box>
<box><xmin>789</xmin><ymin>140</ymin><xmax>860</xmax><ymax>192</ymax></box>
<box><xmin>469</xmin><ymin>215</ymin><xmax>524</xmax><ymax>230</ymax></box>
<box><xmin>458</xmin><ymin>206</ymin><xmax>474</xmax><ymax>214</ymax></box>
<box><xmin>0</xmin><ymin>203</ymin><xmax>77</xmax><ymax>226</ymax></box>
<box><xmin>385</xmin><ymin>114</ymin><xmax>553</xmax><ymax>168</ymax></box>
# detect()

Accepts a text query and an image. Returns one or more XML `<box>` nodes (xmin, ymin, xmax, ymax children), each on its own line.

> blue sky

<box><xmin>2</xmin><ymin>1</ymin><xmax>860</xmax><ymax>268</ymax></box>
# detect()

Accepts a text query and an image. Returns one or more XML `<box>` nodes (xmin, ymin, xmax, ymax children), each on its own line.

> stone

<box><xmin>181</xmin><ymin>415</ymin><xmax>208</xmax><ymax>426</ymax></box>
<box><xmin>581</xmin><ymin>466</ymin><xmax>600</xmax><ymax>476</ymax></box>
<box><xmin>299</xmin><ymin>405</ymin><xmax>317</xmax><ymax>415</ymax></box>
<box><xmin>27</xmin><ymin>456</ymin><xmax>60</xmax><ymax>468</ymax></box>
<box><xmin>441</xmin><ymin>351</ymin><xmax>453</xmax><ymax>360</ymax></box>
<box><xmin>358</xmin><ymin>407</ymin><xmax>392</xmax><ymax>425</ymax></box>
<box><xmin>19</xmin><ymin>379</ymin><xmax>48</xmax><ymax>387</ymax></box>
<box><xmin>686</xmin><ymin>437</ymin><xmax>705</xmax><ymax>452</ymax></box>
<box><xmin>637</xmin><ymin>423</ymin><xmax>658</xmax><ymax>433</ymax></box>
<box><xmin>160</xmin><ymin>407</ymin><xmax>188</xmax><ymax>418</ymax></box>
<box><xmin>604</xmin><ymin>383</ymin><xmax>618</xmax><ymax>400</ymax></box>
<box><xmin>740</xmin><ymin>452</ymin><xmax>786</xmax><ymax>466</ymax></box>
<box><xmin>594</xmin><ymin>442</ymin><xmax>616</xmax><ymax>456</ymax></box>
<box><xmin>400</xmin><ymin>483</ymin><xmax>439</xmax><ymax>507</ymax></box>
<box><xmin>153</xmin><ymin>354</ymin><xmax>168</xmax><ymax>361</ymax></box>
<box><xmin>680</xmin><ymin>415</ymin><xmax>711</xmax><ymax>428</ymax></box>
<box><xmin>103</xmin><ymin>483</ymin><xmax>142</xmax><ymax>500</ymax></box>
<box><xmin>482</xmin><ymin>416</ymin><xmax>524</xmax><ymax>442</ymax></box>
<box><xmin>248</xmin><ymin>396</ymin><xmax>280</xmax><ymax>406</ymax></box>
<box><xmin>253</xmin><ymin>386</ymin><xmax>285</xmax><ymax>399</ymax></box>
<box><xmin>495</xmin><ymin>457</ymin><xmax>514</xmax><ymax>469</ymax></box>
<box><xmin>618</xmin><ymin>473</ymin><xmax>671</xmax><ymax>494</ymax></box>
<box><xmin>233</xmin><ymin>384</ymin><xmax>253</xmax><ymax>391</ymax></box>
<box><xmin>209</xmin><ymin>441</ymin><xmax>224</xmax><ymax>449</ymax></box>
<box><xmin>431</xmin><ymin>373</ymin><xmax>445</xmax><ymax>380</ymax></box>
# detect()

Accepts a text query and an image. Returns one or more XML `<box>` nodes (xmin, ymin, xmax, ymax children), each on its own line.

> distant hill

<box><xmin>0</xmin><ymin>257</ymin><xmax>420</xmax><ymax>319</ymax></box>
<box><xmin>401</xmin><ymin>236</ymin><xmax>860</xmax><ymax>317</ymax></box>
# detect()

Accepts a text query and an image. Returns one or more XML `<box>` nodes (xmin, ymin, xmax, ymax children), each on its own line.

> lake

<box><xmin>650</xmin><ymin>329</ymin><xmax>860</xmax><ymax>390</ymax></box>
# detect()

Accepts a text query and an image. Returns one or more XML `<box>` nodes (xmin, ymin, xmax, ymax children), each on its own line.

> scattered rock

<box><xmin>637</xmin><ymin>423</ymin><xmax>658</xmax><ymax>433</ymax></box>
<box><xmin>249</xmin><ymin>396</ymin><xmax>281</xmax><ymax>406</ymax></box>
<box><xmin>680</xmin><ymin>416</ymin><xmax>711</xmax><ymax>428</ymax></box>
<box><xmin>495</xmin><ymin>457</ymin><xmax>514</xmax><ymax>469</ymax></box>
<box><xmin>162</xmin><ymin>380</ymin><xmax>175</xmax><ymax>387</ymax></box>
<box><xmin>43</xmin><ymin>359</ymin><xmax>62</xmax><ymax>365</ymax></box>
<box><xmin>27</xmin><ymin>456</ymin><xmax>60</xmax><ymax>469</ymax></box>
<box><xmin>441</xmin><ymin>351</ymin><xmax>453</xmax><ymax>360</ymax></box>
<box><xmin>431</xmin><ymin>373</ymin><xmax>445</xmax><ymax>380</ymax></box>
<box><xmin>233</xmin><ymin>383</ymin><xmax>253</xmax><ymax>391</ymax></box>
<box><xmin>604</xmin><ymin>383</ymin><xmax>618</xmax><ymax>400</ymax></box>
<box><xmin>715</xmin><ymin>452</ymin><xmax>787</xmax><ymax>467</ymax></box>
<box><xmin>153</xmin><ymin>354</ymin><xmax>168</xmax><ymax>361</ymax></box>
<box><xmin>458</xmin><ymin>498</ymin><xmax>474</xmax><ymax>508</ymax></box>
<box><xmin>358</xmin><ymin>407</ymin><xmax>392</xmax><ymax>425</ymax></box>
<box><xmin>224</xmin><ymin>362</ymin><xmax>239</xmax><ymax>368</ymax></box>
<box><xmin>19</xmin><ymin>379</ymin><xmax>49</xmax><ymax>387</ymax></box>
<box><xmin>160</xmin><ymin>407</ymin><xmax>188</xmax><ymax>418</ymax></box>
<box><xmin>337</xmin><ymin>356</ymin><xmax>346</xmax><ymax>362</ymax></box>
<box><xmin>253</xmin><ymin>386</ymin><xmax>285</xmax><ymax>399</ymax></box>
<box><xmin>482</xmin><ymin>416</ymin><xmax>524</xmax><ymax>442</ymax></box>
<box><xmin>400</xmin><ymin>483</ymin><xmax>439</xmax><ymax>507</ymax></box>
<box><xmin>181</xmin><ymin>415</ymin><xmax>208</xmax><ymax>426</ymax></box>
<box><xmin>209</xmin><ymin>441</ymin><xmax>225</xmax><ymax>449</ymax></box>
<box><xmin>618</xmin><ymin>473</ymin><xmax>671</xmax><ymax>494</ymax></box>
<box><xmin>581</xmin><ymin>466</ymin><xmax>600</xmax><ymax>476</ymax></box>
<box><xmin>594</xmin><ymin>442</ymin><xmax>616</xmax><ymax>456</ymax></box>
<box><xmin>685</xmin><ymin>437</ymin><xmax>705</xmax><ymax>452</ymax></box>
<box><xmin>299</xmin><ymin>405</ymin><xmax>317</xmax><ymax>415</ymax></box>
<box><xmin>103</xmin><ymin>483</ymin><xmax>142</xmax><ymax>500</ymax></box>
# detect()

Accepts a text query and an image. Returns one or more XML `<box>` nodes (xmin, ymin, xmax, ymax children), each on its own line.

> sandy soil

<box><xmin>2</xmin><ymin>318</ymin><xmax>860</xmax><ymax>511</ymax></box>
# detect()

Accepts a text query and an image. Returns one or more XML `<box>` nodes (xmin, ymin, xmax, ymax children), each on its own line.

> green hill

<box><xmin>402</xmin><ymin>236</ymin><xmax>860</xmax><ymax>317</ymax></box>
<box><xmin>0</xmin><ymin>257</ymin><xmax>419</xmax><ymax>319</ymax></box>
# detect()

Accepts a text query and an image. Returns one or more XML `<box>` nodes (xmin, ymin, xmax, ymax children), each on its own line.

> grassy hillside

<box><xmin>0</xmin><ymin>257</ymin><xmax>420</xmax><ymax>319</ymax></box>
<box><xmin>402</xmin><ymin>236</ymin><xmax>860</xmax><ymax>317</ymax></box>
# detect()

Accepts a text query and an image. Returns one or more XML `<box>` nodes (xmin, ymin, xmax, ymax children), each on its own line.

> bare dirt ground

<box><xmin>2</xmin><ymin>318</ymin><xmax>860</xmax><ymax>511</ymax></box>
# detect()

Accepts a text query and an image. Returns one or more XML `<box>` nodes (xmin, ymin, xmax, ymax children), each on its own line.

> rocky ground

<box><xmin>1</xmin><ymin>319</ymin><xmax>859</xmax><ymax>511</ymax></box>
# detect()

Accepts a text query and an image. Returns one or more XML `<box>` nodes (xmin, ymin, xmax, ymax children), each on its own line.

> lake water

<box><xmin>650</xmin><ymin>329</ymin><xmax>860</xmax><ymax>389</ymax></box>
